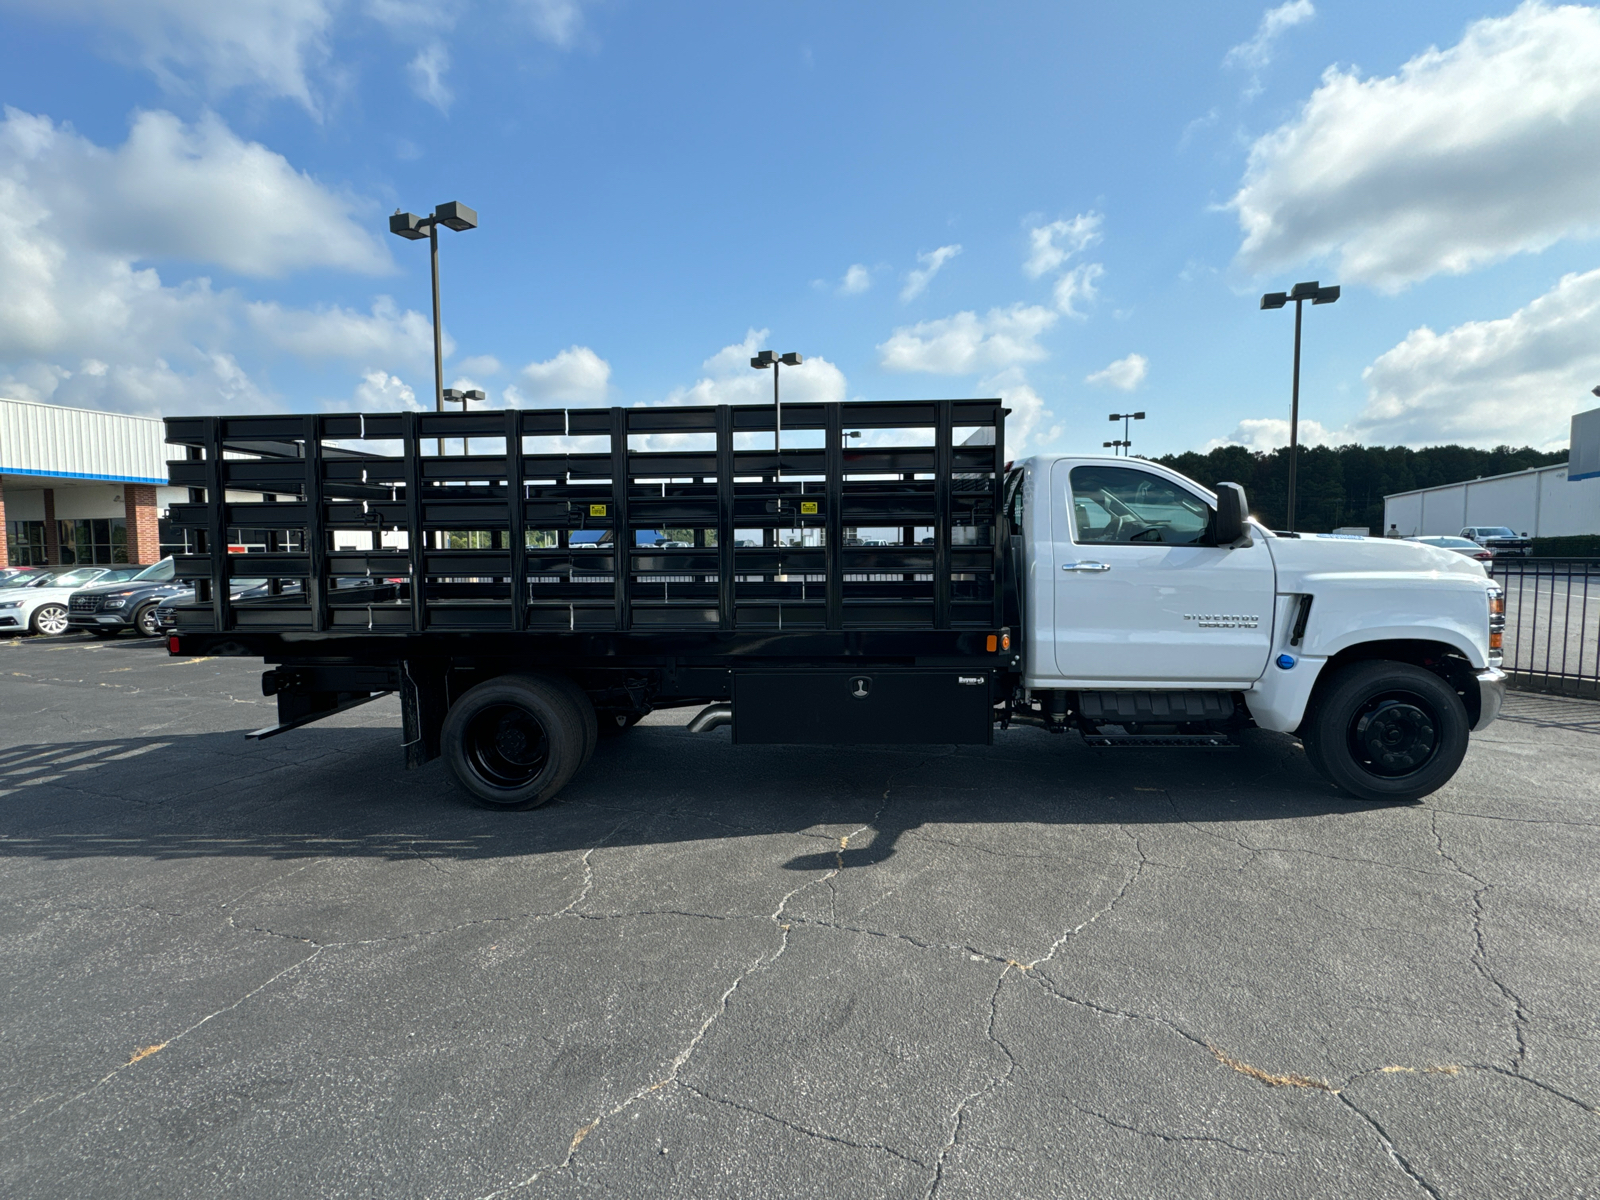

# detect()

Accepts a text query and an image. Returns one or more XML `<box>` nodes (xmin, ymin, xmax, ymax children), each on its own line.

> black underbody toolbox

<box><xmin>732</xmin><ymin>669</ymin><xmax>994</xmax><ymax>745</ymax></box>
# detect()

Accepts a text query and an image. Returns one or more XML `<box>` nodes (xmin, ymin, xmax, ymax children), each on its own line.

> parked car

<box><xmin>0</xmin><ymin>566</ymin><xmax>139</xmax><ymax>635</ymax></box>
<box><xmin>1407</xmin><ymin>536</ymin><xmax>1494</xmax><ymax>561</ymax></box>
<box><xmin>66</xmin><ymin>558</ymin><xmax>189</xmax><ymax>637</ymax></box>
<box><xmin>0</xmin><ymin>567</ymin><xmax>54</xmax><ymax>588</ymax></box>
<box><xmin>1461</xmin><ymin>526</ymin><xmax>1532</xmax><ymax>556</ymax></box>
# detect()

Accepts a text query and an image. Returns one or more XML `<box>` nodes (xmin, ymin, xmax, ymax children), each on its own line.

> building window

<box><xmin>57</xmin><ymin>518</ymin><xmax>128</xmax><ymax>565</ymax></box>
<box><xmin>7</xmin><ymin>521</ymin><xmax>48</xmax><ymax>566</ymax></box>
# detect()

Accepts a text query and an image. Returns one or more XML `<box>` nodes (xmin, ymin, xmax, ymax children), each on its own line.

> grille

<box><xmin>70</xmin><ymin>595</ymin><xmax>102</xmax><ymax>613</ymax></box>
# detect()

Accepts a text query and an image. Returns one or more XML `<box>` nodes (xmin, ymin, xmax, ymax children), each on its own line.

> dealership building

<box><xmin>0</xmin><ymin>397</ymin><xmax>185</xmax><ymax>568</ymax></box>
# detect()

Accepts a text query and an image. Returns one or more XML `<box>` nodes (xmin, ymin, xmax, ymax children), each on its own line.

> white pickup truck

<box><xmin>1007</xmin><ymin>455</ymin><xmax>1506</xmax><ymax>802</ymax></box>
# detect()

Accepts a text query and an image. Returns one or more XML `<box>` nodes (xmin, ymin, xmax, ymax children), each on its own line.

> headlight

<box><xmin>103</xmin><ymin>597</ymin><xmax>127</xmax><ymax>609</ymax></box>
<box><xmin>1487</xmin><ymin>585</ymin><xmax>1505</xmax><ymax>662</ymax></box>
<box><xmin>0</xmin><ymin>600</ymin><xmax>21</xmax><ymax>609</ymax></box>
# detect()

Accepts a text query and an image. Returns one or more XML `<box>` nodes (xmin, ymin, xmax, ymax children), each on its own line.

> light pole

<box><xmin>1103</xmin><ymin>439</ymin><xmax>1130</xmax><ymax>454</ymax></box>
<box><xmin>1107</xmin><ymin>411</ymin><xmax>1144</xmax><ymax>456</ymax></box>
<box><xmin>442</xmin><ymin>387</ymin><xmax>485</xmax><ymax>455</ymax></box>
<box><xmin>750</xmin><ymin>350</ymin><xmax>803</xmax><ymax>474</ymax></box>
<box><xmin>1260</xmin><ymin>280</ymin><xmax>1339</xmax><ymax>531</ymax></box>
<box><xmin>389</xmin><ymin>202</ymin><xmax>478</xmax><ymax>434</ymax></box>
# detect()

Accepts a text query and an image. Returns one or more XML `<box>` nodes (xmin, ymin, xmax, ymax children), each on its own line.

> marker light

<box><xmin>1276</xmin><ymin>654</ymin><xmax>1296</xmax><ymax>670</ymax></box>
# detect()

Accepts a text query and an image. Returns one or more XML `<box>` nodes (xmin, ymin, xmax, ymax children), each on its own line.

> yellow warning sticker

<box><xmin>800</xmin><ymin>501</ymin><xmax>818</xmax><ymax>515</ymax></box>
<box><xmin>590</xmin><ymin>504</ymin><xmax>607</xmax><ymax>517</ymax></box>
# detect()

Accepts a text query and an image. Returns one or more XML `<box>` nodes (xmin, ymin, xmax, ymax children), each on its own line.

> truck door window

<box><xmin>1069</xmin><ymin>466</ymin><xmax>1210</xmax><ymax>545</ymax></box>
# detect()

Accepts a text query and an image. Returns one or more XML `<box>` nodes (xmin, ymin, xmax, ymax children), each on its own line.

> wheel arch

<box><xmin>1304</xmin><ymin>638</ymin><xmax>1482</xmax><ymax>731</ymax></box>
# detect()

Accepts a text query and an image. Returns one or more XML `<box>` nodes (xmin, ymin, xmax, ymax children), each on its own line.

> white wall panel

<box><xmin>0</xmin><ymin>397</ymin><xmax>167</xmax><ymax>483</ymax></box>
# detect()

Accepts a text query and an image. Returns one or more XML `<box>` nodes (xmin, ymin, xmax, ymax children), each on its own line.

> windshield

<box><xmin>50</xmin><ymin>569</ymin><xmax>104</xmax><ymax>587</ymax></box>
<box><xmin>1478</xmin><ymin>527</ymin><xmax>1517</xmax><ymax>538</ymax></box>
<box><xmin>133</xmin><ymin>558</ymin><xmax>177</xmax><ymax>582</ymax></box>
<box><xmin>0</xmin><ymin>572</ymin><xmax>46</xmax><ymax>588</ymax></box>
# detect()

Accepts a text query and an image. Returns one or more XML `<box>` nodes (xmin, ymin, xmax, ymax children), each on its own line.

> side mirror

<box><xmin>1214</xmin><ymin>482</ymin><xmax>1248</xmax><ymax>545</ymax></box>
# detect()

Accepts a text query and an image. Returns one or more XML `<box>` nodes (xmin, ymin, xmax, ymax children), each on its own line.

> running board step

<box><xmin>1082</xmin><ymin>733</ymin><xmax>1238</xmax><ymax>749</ymax></box>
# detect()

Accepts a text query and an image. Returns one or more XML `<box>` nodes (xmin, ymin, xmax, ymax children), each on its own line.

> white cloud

<box><xmin>514</xmin><ymin>346</ymin><xmax>611</xmax><ymax>405</ymax></box>
<box><xmin>247</xmin><ymin>296</ymin><xmax>442</xmax><ymax>366</ymax></box>
<box><xmin>458</xmin><ymin>354</ymin><xmax>502</xmax><ymax>376</ymax></box>
<box><xmin>519</xmin><ymin>0</ymin><xmax>589</xmax><ymax>48</ymax></box>
<box><xmin>1205</xmin><ymin>416</ymin><xmax>1349</xmax><ymax>452</ymax></box>
<box><xmin>407</xmin><ymin>41</ymin><xmax>453</xmax><ymax>112</ymax></box>
<box><xmin>1231</xmin><ymin>2</ymin><xmax>1600</xmax><ymax>290</ymax></box>
<box><xmin>352</xmin><ymin>369</ymin><xmax>421</xmax><ymax>410</ymax></box>
<box><xmin>1024</xmin><ymin>213</ymin><xmax>1102</xmax><ymax>277</ymax></box>
<box><xmin>1085</xmin><ymin>353</ymin><xmax>1148</xmax><ymax>392</ymax></box>
<box><xmin>1355</xmin><ymin>267</ymin><xmax>1600</xmax><ymax>449</ymax></box>
<box><xmin>1052</xmin><ymin>263</ymin><xmax>1104</xmax><ymax>318</ymax></box>
<box><xmin>1224</xmin><ymin>1</ymin><xmax>1315</xmax><ymax>71</ymax></box>
<box><xmin>878</xmin><ymin>305</ymin><xmax>1058</xmax><ymax>374</ymax></box>
<box><xmin>839</xmin><ymin>264</ymin><xmax>871</xmax><ymax>295</ymax></box>
<box><xmin>976</xmin><ymin>367</ymin><xmax>1060</xmax><ymax>453</ymax></box>
<box><xmin>900</xmin><ymin>244</ymin><xmax>961</xmax><ymax>302</ymax></box>
<box><xmin>0</xmin><ymin>106</ymin><xmax>430</xmax><ymax>415</ymax></box>
<box><xmin>23</xmin><ymin>0</ymin><xmax>337</xmax><ymax>114</ymax></box>
<box><xmin>2</xmin><ymin>108</ymin><xmax>391</xmax><ymax>278</ymax></box>
<box><xmin>663</xmin><ymin>329</ymin><xmax>847</xmax><ymax>408</ymax></box>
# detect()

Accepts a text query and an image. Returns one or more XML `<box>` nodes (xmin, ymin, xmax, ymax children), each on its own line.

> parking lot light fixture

<box><xmin>1107</xmin><ymin>411</ymin><xmax>1145</xmax><ymax>456</ymax></box>
<box><xmin>388</xmin><ymin>203</ymin><xmax>478</xmax><ymax>430</ymax></box>
<box><xmin>1261</xmin><ymin>279</ymin><xmax>1339</xmax><ymax>531</ymax></box>
<box><xmin>750</xmin><ymin>350</ymin><xmax>803</xmax><ymax>474</ymax></box>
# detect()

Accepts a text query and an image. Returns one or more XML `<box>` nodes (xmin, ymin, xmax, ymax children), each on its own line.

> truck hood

<box><xmin>1264</xmin><ymin>532</ymin><xmax>1490</xmax><ymax>592</ymax></box>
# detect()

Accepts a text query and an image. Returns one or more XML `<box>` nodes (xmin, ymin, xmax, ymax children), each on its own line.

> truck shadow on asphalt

<box><xmin>0</xmin><ymin>722</ymin><xmax>1392</xmax><ymax>866</ymax></box>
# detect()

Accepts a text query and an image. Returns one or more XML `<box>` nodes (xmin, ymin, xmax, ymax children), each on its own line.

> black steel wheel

<box><xmin>1301</xmin><ymin>661</ymin><xmax>1469</xmax><ymax>803</ymax></box>
<box><xmin>442</xmin><ymin>675</ymin><xmax>586</xmax><ymax>810</ymax></box>
<box><xmin>134</xmin><ymin>604</ymin><xmax>161</xmax><ymax>637</ymax></box>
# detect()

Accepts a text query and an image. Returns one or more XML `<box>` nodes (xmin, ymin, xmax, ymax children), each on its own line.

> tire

<box><xmin>442</xmin><ymin>674</ymin><xmax>587</xmax><ymax>810</ymax></box>
<box><xmin>30</xmin><ymin>604</ymin><xmax>68</xmax><ymax>637</ymax></box>
<box><xmin>133</xmin><ymin>604</ymin><xmax>161</xmax><ymax>637</ymax></box>
<box><xmin>546</xmin><ymin>675</ymin><xmax>598</xmax><ymax>768</ymax></box>
<box><xmin>1301</xmin><ymin>661</ymin><xmax>1470</xmax><ymax>803</ymax></box>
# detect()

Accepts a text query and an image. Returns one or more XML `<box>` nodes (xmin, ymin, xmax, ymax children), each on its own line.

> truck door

<box><xmin>1051</xmin><ymin>461</ymin><xmax>1275</xmax><ymax>684</ymax></box>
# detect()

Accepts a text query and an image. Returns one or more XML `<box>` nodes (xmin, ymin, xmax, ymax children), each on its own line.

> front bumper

<box><xmin>1473</xmin><ymin>666</ymin><xmax>1507</xmax><ymax>731</ymax></box>
<box><xmin>66</xmin><ymin>613</ymin><xmax>135</xmax><ymax>630</ymax></box>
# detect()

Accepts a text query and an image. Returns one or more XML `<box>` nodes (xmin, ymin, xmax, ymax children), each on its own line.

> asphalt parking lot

<box><xmin>1</xmin><ymin>635</ymin><xmax>1597</xmax><ymax>1199</ymax></box>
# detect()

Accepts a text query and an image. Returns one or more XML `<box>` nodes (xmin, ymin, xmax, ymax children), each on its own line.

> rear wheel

<box><xmin>1301</xmin><ymin>661</ymin><xmax>1469</xmax><ymax>803</ymax></box>
<box><xmin>546</xmin><ymin>675</ymin><xmax>598</xmax><ymax>767</ymax></box>
<box><xmin>30</xmin><ymin>605</ymin><xmax>68</xmax><ymax>637</ymax></box>
<box><xmin>443</xmin><ymin>675</ymin><xmax>587</xmax><ymax>810</ymax></box>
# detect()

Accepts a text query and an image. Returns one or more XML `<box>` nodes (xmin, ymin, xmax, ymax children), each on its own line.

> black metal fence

<box><xmin>1491</xmin><ymin>558</ymin><xmax>1600</xmax><ymax>697</ymax></box>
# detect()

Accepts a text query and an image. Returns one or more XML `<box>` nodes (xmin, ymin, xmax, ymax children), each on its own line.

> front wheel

<box><xmin>442</xmin><ymin>675</ymin><xmax>588</xmax><ymax>810</ymax></box>
<box><xmin>133</xmin><ymin>604</ymin><xmax>162</xmax><ymax>637</ymax></box>
<box><xmin>1301</xmin><ymin>661</ymin><xmax>1470</xmax><ymax>803</ymax></box>
<box><xmin>30</xmin><ymin>604</ymin><xmax>68</xmax><ymax>636</ymax></box>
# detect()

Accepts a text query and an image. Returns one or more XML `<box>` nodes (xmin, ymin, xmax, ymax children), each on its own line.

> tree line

<box><xmin>1151</xmin><ymin>443</ymin><xmax>1566</xmax><ymax>534</ymax></box>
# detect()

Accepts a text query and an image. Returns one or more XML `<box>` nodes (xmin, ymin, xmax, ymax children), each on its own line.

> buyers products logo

<box><xmin>1184</xmin><ymin>613</ymin><xmax>1260</xmax><ymax>629</ymax></box>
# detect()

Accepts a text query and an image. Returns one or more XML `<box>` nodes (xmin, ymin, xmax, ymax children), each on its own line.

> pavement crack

<box><xmin>1067</xmin><ymin>1102</ymin><xmax>1285</xmax><ymax>1157</ymax></box>
<box><xmin>924</xmin><ymin>967</ymin><xmax>1020</xmax><ymax>1199</ymax></box>
<box><xmin>23</xmin><ymin>948</ymin><xmax>323</xmax><ymax>1128</ymax></box>
<box><xmin>1025</xmin><ymin>826</ymin><xmax>1148</xmax><ymax>969</ymax></box>
<box><xmin>1429</xmin><ymin>810</ymin><xmax>1531</xmax><ymax>1072</ymax></box>
<box><xmin>677</xmin><ymin>1079</ymin><xmax>929</xmax><ymax>1166</ymax></box>
<box><xmin>1335</xmin><ymin>1092</ymin><xmax>1445</xmax><ymax>1200</ymax></box>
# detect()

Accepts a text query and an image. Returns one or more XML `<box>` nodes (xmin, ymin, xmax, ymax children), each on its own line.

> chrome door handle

<box><xmin>1063</xmin><ymin>561</ymin><xmax>1111</xmax><ymax>572</ymax></box>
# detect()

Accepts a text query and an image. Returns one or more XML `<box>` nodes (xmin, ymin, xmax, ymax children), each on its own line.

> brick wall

<box><xmin>124</xmin><ymin>484</ymin><xmax>161</xmax><ymax>565</ymax></box>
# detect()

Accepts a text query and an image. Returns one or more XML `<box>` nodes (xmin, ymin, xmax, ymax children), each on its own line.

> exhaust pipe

<box><xmin>687</xmin><ymin>702</ymin><xmax>733</xmax><ymax>733</ymax></box>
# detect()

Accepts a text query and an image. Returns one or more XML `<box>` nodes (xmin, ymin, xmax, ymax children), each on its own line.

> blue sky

<box><xmin>2</xmin><ymin>1</ymin><xmax>1598</xmax><ymax>457</ymax></box>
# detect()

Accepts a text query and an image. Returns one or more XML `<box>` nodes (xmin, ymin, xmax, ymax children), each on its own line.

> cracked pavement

<box><xmin>1</xmin><ymin>636</ymin><xmax>1597</xmax><ymax>1198</ymax></box>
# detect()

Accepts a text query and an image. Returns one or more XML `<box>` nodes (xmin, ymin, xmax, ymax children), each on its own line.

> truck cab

<box><xmin>1007</xmin><ymin>454</ymin><xmax>1505</xmax><ymax>800</ymax></box>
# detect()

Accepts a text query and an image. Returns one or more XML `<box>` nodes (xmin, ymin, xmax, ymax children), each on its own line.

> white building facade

<box><xmin>1383</xmin><ymin>462</ymin><xmax>1600</xmax><ymax>540</ymax></box>
<box><xmin>0</xmin><ymin>397</ymin><xmax>186</xmax><ymax>567</ymax></box>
